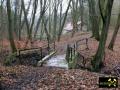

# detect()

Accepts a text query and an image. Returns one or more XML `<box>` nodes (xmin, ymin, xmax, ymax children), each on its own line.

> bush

<box><xmin>4</xmin><ymin>52</ymin><xmax>17</xmax><ymax>66</ymax></box>
<box><xmin>68</xmin><ymin>53</ymin><xmax>78</xmax><ymax>69</ymax></box>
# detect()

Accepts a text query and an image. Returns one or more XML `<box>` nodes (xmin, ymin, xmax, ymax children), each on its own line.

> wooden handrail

<box><xmin>76</xmin><ymin>38</ymin><xmax>89</xmax><ymax>50</ymax></box>
<box><xmin>17</xmin><ymin>41</ymin><xmax>56</xmax><ymax>56</ymax></box>
<box><xmin>18</xmin><ymin>47</ymin><xmax>42</xmax><ymax>51</ymax></box>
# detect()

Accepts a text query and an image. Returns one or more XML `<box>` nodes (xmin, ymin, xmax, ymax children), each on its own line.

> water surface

<box><xmin>44</xmin><ymin>54</ymin><xmax>68</xmax><ymax>68</ymax></box>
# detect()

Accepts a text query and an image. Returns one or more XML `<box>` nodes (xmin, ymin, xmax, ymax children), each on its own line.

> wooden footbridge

<box><xmin>16</xmin><ymin>37</ymin><xmax>90</xmax><ymax>67</ymax></box>
<box><xmin>65</xmin><ymin>38</ymin><xmax>90</xmax><ymax>69</ymax></box>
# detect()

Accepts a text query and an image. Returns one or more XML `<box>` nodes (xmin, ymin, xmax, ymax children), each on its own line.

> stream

<box><xmin>44</xmin><ymin>54</ymin><xmax>68</xmax><ymax>69</ymax></box>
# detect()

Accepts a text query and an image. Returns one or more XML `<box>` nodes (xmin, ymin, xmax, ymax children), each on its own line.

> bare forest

<box><xmin>0</xmin><ymin>0</ymin><xmax>120</xmax><ymax>89</ymax></box>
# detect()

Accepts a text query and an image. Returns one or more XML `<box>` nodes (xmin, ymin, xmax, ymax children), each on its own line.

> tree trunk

<box><xmin>18</xmin><ymin>4</ymin><xmax>22</xmax><ymax>40</ymax></box>
<box><xmin>71</xmin><ymin>0</ymin><xmax>79</xmax><ymax>37</ymax></box>
<box><xmin>34</xmin><ymin>0</ymin><xmax>47</xmax><ymax>39</ymax></box>
<box><xmin>43</xmin><ymin>18</ymin><xmax>51</xmax><ymax>53</ymax></box>
<box><xmin>58</xmin><ymin>0</ymin><xmax>72</xmax><ymax>41</ymax></box>
<box><xmin>108</xmin><ymin>11</ymin><xmax>120</xmax><ymax>50</ymax></box>
<box><xmin>79</xmin><ymin>0</ymin><xmax>84</xmax><ymax>31</ymax></box>
<box><xmin>29</xmin><ymin>0</ymin><xmax>38</xmax><ymax>40</ymax></box>
<box><xmin>21</xmin><ymin>0</ymin><xmax>30</xmax><ymax>40</ymax></box>
<box><xmin>88</xmin><ymin>0</ymin><xmax>100</xmax><ymax>41</ymax></box>
<box><xmin>6</xmin><ymin>0</ymin><xmax>17</xmax><ymax>53</ymax></box>
<box><xmin>91</xmin><ymin>0</ymin><xmax>114</xmax><ymax>72</ymax></box>
<box><xmin>53</xmin><ymin>0</ymin><xmax>57</xmax><ymax>40</ymax></box>
<box><xmin>20</xmin><ymin>0</ymin><xmax>32</xmax><ymax>40</ymax></box>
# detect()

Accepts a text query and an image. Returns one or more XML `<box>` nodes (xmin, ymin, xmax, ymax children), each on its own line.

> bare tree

<box><xmin>34</xmin><ymin>0</ymin><xmax>48</xmax><ymax>39</ymax></box>
<box><xmin>88</xmin><ymin>0</ymin><xmax>100</xmax><ymax>41</ymax></box>
<box><xmin>6</xmin><ymin>0</ymin><xmax>17</xmax><ymax>53</ymax></box>
<box><xmin>108</xmin><ymin>10</ymin><xmax>120</xmax><ymax>50</ymax></box>
<box><xmin>91</xmin><ymin>0</ymin><xmax>114</xmax><ymax>71</ymax></box>
<box><xmin>79</xmin><ymin>0</ymin><xmax>84</xmax><ymax>31</ymax></box>
<box><xmin>21</xmin><ymin>0</ymin><xmax>30</xmax><ymax>40</ymax></box>
<box><xmin>58</xmin><ymin>0</ymin><xmax>72</xmax><ymax>41</ymax></box>
<box><xmin>71</xmin><ymin>0</ymin><xmax>80</xmax><ymax>37</ymax></box>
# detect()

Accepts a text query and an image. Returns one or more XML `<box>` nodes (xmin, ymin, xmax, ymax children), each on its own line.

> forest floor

<box><xmin>0</xmin><ymin>27</ymin><xmax>120</xmax><ymax>90</ymax></box>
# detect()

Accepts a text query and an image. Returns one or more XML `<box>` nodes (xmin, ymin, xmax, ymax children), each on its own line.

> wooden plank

<box><xmin>18</xmin><ymin>47</ymin><xmax>41</xmax><ymax>51</ymax></box>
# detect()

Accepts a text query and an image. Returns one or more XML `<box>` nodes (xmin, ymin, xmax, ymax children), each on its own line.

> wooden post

<box><xmin>86</xmin><ymin>38</ymin><xmax>89</xmax><ymax>50</ymax></box>
<box><xmin>74</xmin><ymin>44</ymin><xmax>76</xmax><ymax>56</ymax></box>
<box><xmin>18</xmin><ymin>50</ymin><xmax>20</xmax><ymax>56</ymax></box>
<box><xmin>18</xmin><ymin>50</ymin><xmax>22</xmax><ymax>64</ymax></box>
<box><xmin>40</xmin><ymin>47</ymin><xmax>42</xmax><ymax>60</ymax></box>
<box><xmin>76</xmin><ymin>41</ymin><xmax>78</xmax><ymax>50</ymax></box>
<box><xmin>47</xmin><ymin>39</ymin><xmax>50</xmax><ymax>54</ymax></box>
<box><xmin>54</xmin><ymin>41</ymin><xmax>55</xmax><ymax>51</ymax></box>
<box><xmin>66</xmin><ymin>44</ymin><xmax>70</xmax><ymax>63</ymax></box>
<box><xmin>70</xmin><ymin>47</ymin><xmax>72</xmax><ymax>61</ymax></box>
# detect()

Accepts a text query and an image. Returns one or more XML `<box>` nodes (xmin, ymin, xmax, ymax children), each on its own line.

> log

<box><xmin>37</xmin><ymin>51</ymin><xmax>56</xmax><ymax>66</ymax></box>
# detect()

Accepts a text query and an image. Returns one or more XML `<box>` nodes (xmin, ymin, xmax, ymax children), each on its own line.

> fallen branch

<box><xmin>37</xmin><ymin>51</ymin><xmax>56</xmax><ymax>66</ymax></box>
